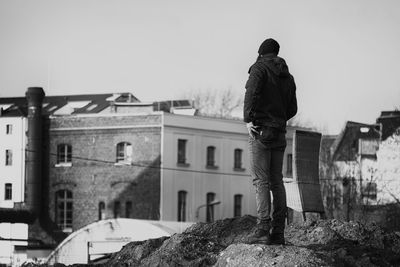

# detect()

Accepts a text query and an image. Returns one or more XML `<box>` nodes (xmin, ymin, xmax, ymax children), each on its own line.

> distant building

<box><xmin>0</xmin><ymin>108</ymin><xmax>28</xmax><ymax>266</ymax></box>
<box><xmin>0</xmin><ymin>114</ymin><xmax>27</xmax><ymax>208</ymax></box>
<box><xmin>322</xmin><ymin>113</ymin><xmax>400</xmax><ymax>228</ymax></box>
<box><xmin>376</xmin><ymin>110</ymin><xmax>400</xmax><ymax>140</ymax></box>
<box><xmin>0</xmin><ymin>88</ymin><xmax>303</xmax><ymax>264</ymax></box>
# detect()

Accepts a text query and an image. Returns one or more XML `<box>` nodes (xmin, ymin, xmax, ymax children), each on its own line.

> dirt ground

<box><xmin>24</xmin><ymin>215</ymin><xmax>400</xmax><ymax>267</ymax></box>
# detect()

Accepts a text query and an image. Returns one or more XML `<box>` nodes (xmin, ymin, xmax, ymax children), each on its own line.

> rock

<box><xmin>214</xmin><ymin>244</ymin><xmax>328</xmax><ymax>267</ymax></box>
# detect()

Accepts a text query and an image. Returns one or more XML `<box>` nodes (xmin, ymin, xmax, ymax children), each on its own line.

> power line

<box><xmin>24</xmin><ymin>148</ymin><xmax>251</xmax><ymax>177</ymax></box>
<box><xmin>22</xmin><ymin>148</ymin><xmax>366</xmax><ymax>185</ymax></box>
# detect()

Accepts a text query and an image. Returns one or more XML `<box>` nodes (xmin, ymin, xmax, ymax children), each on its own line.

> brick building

<box><xmin>0</xmin><ymin>88</ymin><xmax>303</xmax><ymax>262</ymax></box>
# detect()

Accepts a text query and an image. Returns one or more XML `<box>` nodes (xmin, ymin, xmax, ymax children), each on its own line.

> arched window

<box><xmin>98</xmin><ymin>201</ymin><xmax>105</xmax><ymax>220</ymax></box>
<box><xmin>234</xmin><ymin>149</ymin><xmax>243</xmax><ymax>169</ymax></box>
<box><xmin>55</xmin><ymin>190</ymin><xmax>73</xmax><ymax>230</ymax></box>
<box><xmin>57</xmin><ymin>144</ymin><xmax>72</xmax><ymax>164</ymax></box>
<box><xmin>206</xmin><ymin>146</ymin><xmax>216</xmax><ymax>167</ymax></box>
<box><xmin>116</xmin><ymin>142</ymin><xmax>132</xmax><ymax>163</ymax></box>
<box><xmin>206</xmin><ymin>192</ymin><xmax>216</xmax><ymax>222</ymax></box>
<box><xmin>177</xmin><ymin>191</ymin><xmax>187</xmax><ymax>222</ymax></box>
<box><xmin>114</xmin><ymin>201</ymin><xmax>121</xmax><ymax>218</ymax></box>
<box><xmin>4</xmin><ymin>183</ymin><xmax>12</xmax><ymax>200</ymax></box>
<box><xmin>234</xmin><ymin>194</ymin><xmax>243</xmax><ymax>217</ymax></box>
<box><xmin>125</xmin><ymin>201</ymin><xmax>132</xmax><ymax>218</ymax></box>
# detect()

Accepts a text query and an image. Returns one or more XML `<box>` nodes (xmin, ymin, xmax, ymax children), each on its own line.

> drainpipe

<box><xmin>25</xmin><ymin>87</ymin><xmax>45</xmax><ymax>220</ymax></box>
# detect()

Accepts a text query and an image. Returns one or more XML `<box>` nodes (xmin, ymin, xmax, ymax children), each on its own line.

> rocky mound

<box><xmin>24</xmin><ymin>215</ymin><xmax>400</xmax><ymax>266</ymax></box>
<box><xmin>104</xmin><ymin>215</ymin><xmax>400</xmax><ymax>267</ymax></box>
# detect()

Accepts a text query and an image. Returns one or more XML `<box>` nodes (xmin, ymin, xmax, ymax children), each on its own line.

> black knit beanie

<box><xmin>258</xmin><ymin>38</ymin><xmax>280</xmax><ymax>55</ymax></box>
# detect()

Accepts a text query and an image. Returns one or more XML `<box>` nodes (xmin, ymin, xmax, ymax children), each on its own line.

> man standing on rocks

<box><xmin>244</xmin><ymin>38</ymin><xmax>297</xmax><ymax>245</ymax></box>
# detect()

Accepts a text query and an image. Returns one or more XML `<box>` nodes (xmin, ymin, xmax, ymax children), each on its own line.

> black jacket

<box><xmin>244</xmin><ymin>54</ymin><xmax>297</xmax><ymax>130</ymax></box>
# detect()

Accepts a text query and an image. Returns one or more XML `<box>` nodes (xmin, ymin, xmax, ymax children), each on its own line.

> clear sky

<box><xmin>0</xmin><ymin>0</ymin><xmax>399</xmax><ymax>134</ymax></box>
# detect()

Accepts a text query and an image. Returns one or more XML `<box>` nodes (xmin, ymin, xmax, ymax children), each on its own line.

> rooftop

<box><xmin>0</xmin><ymin>93</ymin><xmax>140</xmax><ymax>117</ymax></box>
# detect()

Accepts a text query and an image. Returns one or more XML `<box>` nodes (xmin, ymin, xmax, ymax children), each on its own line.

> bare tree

<box><xmin>181</xmin><ymin>88</ymin><xmax>243</xmax><ymax>119</ymax></box>
<box><xmin>287</xmin><ymin>112</ymin><xmax>329</xmax><ymax>133</ymax></box>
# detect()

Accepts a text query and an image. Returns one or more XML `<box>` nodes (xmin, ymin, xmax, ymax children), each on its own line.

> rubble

<box><xmin>23</xmin><ymin>215</ymin><xmax>400</xmax><ymax>266</ymax></box>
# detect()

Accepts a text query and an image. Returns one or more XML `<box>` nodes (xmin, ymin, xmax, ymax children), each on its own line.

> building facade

<box><xmin>0</xmin><ymin>89</ymin><xmax>300</xmax><ymax>263</ymax></box>
<box><xmin>0</xmin><ymin>116</ymin><xmax>27</xmax><ymax>208</ymax></box>
<box><xmin>161</xmin><ymin>112</ymin><xmax>297</xmax><ymax>223</ymax></box>
<box><xmin>41</xmin><ymin>111</ymin><xmax>298</xmax><ymax>238</ymax></box>
<box><xmin>322</xmin><ymin>113</ymin><xmax>400</xmax><ymax>228</ymax></box>
<box><xmin>0</xmin><ymin>114</ymin><xmax>29</xmax><ymax>266</ymax></box>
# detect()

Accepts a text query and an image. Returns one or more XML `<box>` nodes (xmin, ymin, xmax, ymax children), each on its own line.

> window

<box><xmin>6</xmin><ymin>124</ymin><xmax>12</xmax><ymax>135</ymax></box>
<box><xmin>362</xmin><ymin>182</ymin><xmax>377</xmax><ymax>200</ymax></box>
<box><xmin>178</xmin><ymin>191</ymin><xmax>187</xmax><ymax>222</ymax></box>
<box><xmin>4</xmin><ymin>183</ymin><xmax>12</xmax><ymax>200</ymax></box>
<box><xmin>206</xmin><ymin>192</ymin><xmax>216</xmax><ymax>223</ymax></box>
<box><xmin>116</xmin><ymin>142</ymin><xmax>132</xmax><ymax>163</ymax></box>
<box><xmin>286</xmin><ymin>153</ymin><xmax>293</xmax><ymax>177</ymax></box>
<box><xmin>177</xmin><ymin>139</ymin><xmax>187</xmax><ymax>164</ymax></box>
<box><xmin>125</xmin><ymin>201</ymin><xmax>132</xmax><ymax>218</ymax></box>
<box><xmin>55</xmin><ymin>190</ymin><xmax>73</xmax><ymax>230</ymax></box>
<box><xmin>206</xmin><ymin>146</ymin><xmax>216</xmax><ymax>167</ymax></box>
<box><xmin>98</xmin><ymin>202</ymin><xmax>106</xmax><ymax>220</ymax></box>
<box><xmin>114</xmin><ymin>201</ymin><xmax>121</xmax><ymax>218</ymax></box>
<box><xmin>234</xmin><ymin>194</ymin><xmax>242</xmax><ymax>217</ymax></box>
<box><xmin>57</xmin><ymin>144</ymin><xmax>72</xmax><ymax>165</ymax></box>
<box><xmin>234</xmin><ymin>149</ymin><xmax>243</xmax><ymax>169</ymax></box>
<box><xmin>5</xmin><ymin>150</ymin><xmax>12</xmax><ymax>166</ymax></box>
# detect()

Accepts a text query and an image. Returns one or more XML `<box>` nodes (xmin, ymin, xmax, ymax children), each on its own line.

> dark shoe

<box><xmin>270</xmin><ymin>232</ymin><xmax>285</xmax><ymax>245</ymax></box>
<box><xmin>248</xmin><ymin>229</ymin><xmax>271</xmax><ymax>245</ymax></box>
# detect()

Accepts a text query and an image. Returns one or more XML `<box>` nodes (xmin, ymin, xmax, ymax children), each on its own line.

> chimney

<box><xmin>25</xmin><ymin>87</ymin><xmax>45</xmax><ymax>219</ymax></box>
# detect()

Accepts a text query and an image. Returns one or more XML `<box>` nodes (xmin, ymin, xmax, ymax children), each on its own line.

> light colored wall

<box><xmin>376</xmin><ymin>131</ymin><xmax>400</xmax><ymax>204</ymax></box>
<box><xmin>0</xmin><ymin>117</ymin><xmax>28</xmax><ymax>266</ymax></box>
<box><xmin>160</xmin><ymin>113</ymin><xmax>296</xmax><ymax>222</ymax></box>
<box><xmin>0</xmin><ymin>117</ymin><xmax>26</xmax><ymax>208</ymax></box>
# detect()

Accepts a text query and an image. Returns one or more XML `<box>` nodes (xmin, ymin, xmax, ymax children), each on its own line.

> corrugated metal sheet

<box><xmin>285</xmin><ymin>130</ymin><xmax>324</xmax><ymax>214</ymax></box>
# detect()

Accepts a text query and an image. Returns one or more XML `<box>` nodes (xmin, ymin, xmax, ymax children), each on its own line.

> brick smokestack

<box><xmin>25</xmin><ymin>87</ymin><xmax>45</xmax><ymax>219</ymax></box>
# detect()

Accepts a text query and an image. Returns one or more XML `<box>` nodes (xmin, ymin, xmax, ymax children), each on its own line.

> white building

<box><xmin>0</xmin><ymin>115</ymin><xmax>28</xmax><ymax>266</ymax></box>
<box><xmin>0</xmin><ymin>116</ymin><xmax>27</xmax><ymax>207</ymax></box>
<box><xmin>160</xmin><ymin>112</ymin><xmax>297</xmax><ymax>222</ymax></box>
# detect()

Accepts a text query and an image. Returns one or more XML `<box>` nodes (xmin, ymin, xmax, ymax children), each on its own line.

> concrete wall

<box><xmin>160</xmin><ymin>113</ymin><xmax>296</xmax><ymax>222</ymax></box>
<box><xmin>376</xmin><ymin>130</ymin><xmax>400</xmax><ymax>204</ymax></box>
<box><xmin>0</xmin><ymin>117</ymin><xmax>28</xmax><ymax>266</ymax></box>
<box><xmin>0</xmin><ymin>117</ymin><xmax>26</xmax><ymax>207</ymax></box>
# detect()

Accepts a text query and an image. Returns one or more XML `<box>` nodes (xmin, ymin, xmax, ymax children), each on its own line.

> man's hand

<box><xmin>246</xmin><ymin>122</ymin><xmax>260</xmax><ymax>139</ymax></box>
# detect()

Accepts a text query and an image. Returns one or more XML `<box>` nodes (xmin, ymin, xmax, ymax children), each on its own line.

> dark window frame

<box><xmin>57</xmin><ymin>144</ymin><xmax>72</xmax><ymax>164</ymax></box>
<box><xmin>5</xmin><ymin>149</ymin><xmax>12</xmax><ymax>166</ymax></box>
<box><xmin>125</xmin><ymin>201</ymin><xmax>132</xmax><ymax>218</ymax></box>
<box><xmin>362</xmin><ymin>182</ymin><xmax>378</xmax><ymax>200</ymax></box>
<box><xmin>286</xmin><ymin>153</ymin><xmax>293</xmax><ymax>177</ymax></box>
<box><xmin>234</xmin><ymin>194</ymin><xmax>242</xmax><ymax>217</ymax></box>
<box><xmin>114</xmin><ymin>201</ymin><xmax>121</xmax><ymax>218</ymax></box>
<box><xmin>178</xmin><ymin>190</ymin><xmax>187</xmax><ymax>222</ymax></box>
<box><xmin>177</xmin><ymin>139</ymin><xmax>188</xmax><ymax>165</ymax></box>
<box><xmin>206</xmin><ymin>146</ymin><xmax>216</xmax><ymax>167</ymax></box>
<box><xmin>234</xmin><ymin>149</ymin><xmax>243</xmax><ymax>170</ymax></box>
<box><xmin>4</xmin><ymin>183</ymin><xmax>12</xmax><ymax>200</ymax></box>
<box><xmin>206</xmin><ymin>192</ymin><xmax>216</xmax><ymax>223</ymax></box>
<box><xmin>116</xmin><ymin>142</ymin><xmax>132</xmax><ymax>163</ymax></box>
<box><xmin>6</xmin><ymin>124</ymin><xmax>12</xmax><ymax>135</ymax></box>
<box><xmin>98</xmin><ymin>201</ymin><xmax>105</xmax><ymax>220</ymax></box>
<box><xmin>55</xmin><ymin>189</ymin><xmax>73</xmax><ymax>230</ymax></box>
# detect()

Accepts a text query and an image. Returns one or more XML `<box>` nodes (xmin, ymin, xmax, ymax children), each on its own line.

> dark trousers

<box><xmin>249</xmin><ymin>126</ymin><xmax>287</xmax><ymax>234</ymax></box>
